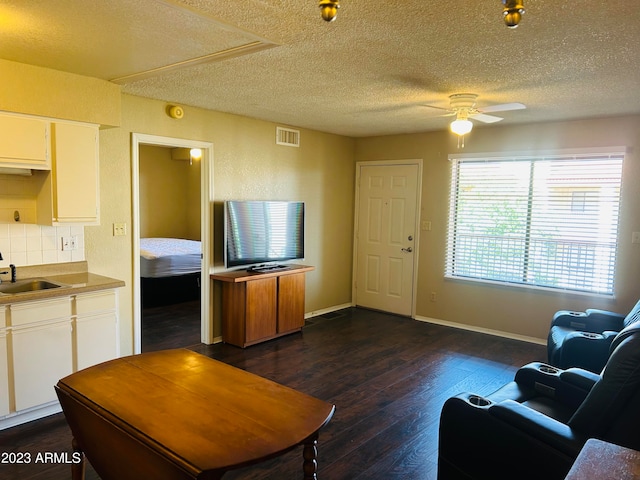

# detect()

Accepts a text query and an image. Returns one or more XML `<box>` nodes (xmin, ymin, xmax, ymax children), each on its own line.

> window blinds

<box><xmin>445</xmin><ymin>152</ymin><xmax>624</xmax><ymax>295</ymax></box>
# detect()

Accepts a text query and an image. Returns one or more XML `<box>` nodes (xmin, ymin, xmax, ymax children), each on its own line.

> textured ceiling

<box><xmin>0</xmin><ymin>0</ymin><xmax>639</xmax><ymax>137</ymax></box>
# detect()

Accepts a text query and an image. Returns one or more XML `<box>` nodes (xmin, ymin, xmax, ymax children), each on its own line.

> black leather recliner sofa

<box><xmin>437</xmin><ymin>322</ymin><xmax>640</xmax><ymax>480</ymax></box>
<box><xmin>547</xmin><ymin>298</ymin><xmax>640</xmax><ymax>373</ymax></box>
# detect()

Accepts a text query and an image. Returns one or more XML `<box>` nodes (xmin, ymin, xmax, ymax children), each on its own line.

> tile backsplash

<box><xmin>0</xmin><ymin>223</ymin><xmax>85</xmax><ymax>267</ymax></box>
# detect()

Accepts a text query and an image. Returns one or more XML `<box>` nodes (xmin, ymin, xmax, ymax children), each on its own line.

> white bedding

<box><xmin>140</xmin><ymin>238</ymin><xmax>201</xmax><ymax>278</ymax></box>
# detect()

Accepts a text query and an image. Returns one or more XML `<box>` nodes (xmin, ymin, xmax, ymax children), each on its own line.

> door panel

<box><xmin>365</xmin><ymin>255</ymin><xmax>381</xmax><ymax>293</ymax></box>
<box><xmin>278</xmin><ymin>273</ymin><xmax>306</xmax><ymax>333</ymax></box>
<box><xmin>356</xmin><ymin>164</ymin><xmax>419</xmax><ymax>315</ymax></box>
<box><xmin>246</xmin><ymin>278</ymin><xmax>277</xmax><ymax>342</ymax></box>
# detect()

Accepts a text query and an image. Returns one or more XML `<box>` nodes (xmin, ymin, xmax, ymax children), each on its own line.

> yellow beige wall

<box><xmin>355</xmin><ymin>115</ymin><xmax>640</xmax><ymax>341</ymax></box>
<box><xmin>3</xmin><ymin>59</ymin><xmax>638</xmax><ymax>352</ymax></box>
<box><xmin>0</xmin><ymin>59</ymin><xmax>120</xmax><ymax>126</ymax></box>
<box><xmin>90</xmin><ymin>94</ymin><xmax>356</xmax><ymax>354</ymax></box>
<box><xmin>0</xmin><ymin>59</ymin><xmax>356</xmax><ymax>355</ymax></box>
<box><xmin>139</xmin><ymin>145</ymin><xmax>201</xmax><ymax>240</ymax></box>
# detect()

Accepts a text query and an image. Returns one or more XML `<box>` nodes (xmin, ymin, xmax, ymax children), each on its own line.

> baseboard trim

<box><xmin>415</xmin><ymin>315</ymin><xmax>547</xmax><ymax>346</ymax></box>
<box><xmin>0</xmin><ymin>401</ymin><xmax>62</xmax><ymax>431</ymax></box>
<box><xmin>305</xmin><ymin>303</ymin><xmax>353</xmax><ymax>319</ymax></box>
<box><xmin>209</xmin><ymin>307</ymin><xmax>546</xmax><ymax>346</ymax></box>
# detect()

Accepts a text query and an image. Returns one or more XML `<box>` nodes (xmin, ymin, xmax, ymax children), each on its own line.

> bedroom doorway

<box><xmin>132</xmin><ymin>133</ymin><xmax>213</xmax><ymax>354</ymax></box>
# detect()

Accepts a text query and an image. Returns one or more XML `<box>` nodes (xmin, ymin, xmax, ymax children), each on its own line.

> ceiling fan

<box><xmin>428</xmin><ymin>93</ymin><xmax>526</xmax><ymax>137</ymax></box>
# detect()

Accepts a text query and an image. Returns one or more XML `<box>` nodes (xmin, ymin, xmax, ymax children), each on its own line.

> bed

<box><xmin>140</xmin><ymin>238</ymin><xmax>202</xmax><ymax>308</ymax></box>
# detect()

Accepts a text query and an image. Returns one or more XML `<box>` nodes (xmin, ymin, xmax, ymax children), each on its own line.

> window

<box><xmin>445</xmin><ymin>150</ymin><xmax>624</xmax><ymax>295</ymax></box>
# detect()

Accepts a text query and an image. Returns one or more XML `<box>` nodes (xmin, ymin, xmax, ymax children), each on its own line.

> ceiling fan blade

<box><xmin>421</xmin><ymin>104</ymin><xmax>452</xmax><ymax>112</ymax></box>
<box><xmin>418</xmin><ymin>104</ymin><xmax>456</xmax><ymax>118</ymax></box>
<box><xmin>479</xmin><ymin>102</ymin><xmax>526</xmax><ymax>113</ymax></box>
<box><xmin>470</xmin><ymin>113</ymin><xmax>504</xmax><ymax>123</ymax></box>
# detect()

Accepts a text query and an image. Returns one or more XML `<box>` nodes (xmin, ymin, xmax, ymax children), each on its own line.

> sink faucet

<box><xmin>0</xmin><ymin>264</ymin><xmax>16</xmax><ymax>284</ymax></box>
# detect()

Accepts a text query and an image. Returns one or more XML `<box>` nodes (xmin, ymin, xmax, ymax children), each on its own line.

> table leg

<box><xmin>71</xmin><ymin>437</ymin><xmax>86</xmax><ymax>480</ymax></box>
<box><xmin>303</xmin><ymin>437</ymin><xmax>319</xmax><ymax>480</ymax></box>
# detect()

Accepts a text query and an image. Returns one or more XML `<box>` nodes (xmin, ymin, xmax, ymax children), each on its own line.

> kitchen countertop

<box><xmin>0</xmin><ymin>261</ymin><xmax>125</xmax><ymax>305</ymax></box>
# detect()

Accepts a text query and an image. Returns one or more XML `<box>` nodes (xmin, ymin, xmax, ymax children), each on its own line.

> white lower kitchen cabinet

<box><xmin>0</xmin><ymin>327</ymin><xmax>9</xmax><ymax>417</ymax></box>
<box><xmin>0</xmin><ymin>288</ymin><xmax>120</xmax><ymax>429</ymax></box>
<box><xmin>75</xmin><ymin>290</ymin><xmax>119</xmax><ymax>371</ymax></box>
<box><xmin>9</xmin><ymin>297</ymin><xmax>73</xmax><ymax>412</ymax></box>
<box><xmin>12</xmin><ymin>319</ymin><xmax>73</xmax><ymax>411</ymax></box>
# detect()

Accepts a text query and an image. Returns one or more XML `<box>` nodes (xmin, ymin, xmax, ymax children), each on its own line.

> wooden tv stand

<box><xmin>211</xmin><ymin>265</ymin><xmax>314</xmax><ymax>348</ymax></box>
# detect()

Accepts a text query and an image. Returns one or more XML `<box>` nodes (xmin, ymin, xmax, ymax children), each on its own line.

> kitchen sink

<box><xmin>0</xmin><ymin>279</ymin><xmax>66</xmax><ymax>294</ymax></box>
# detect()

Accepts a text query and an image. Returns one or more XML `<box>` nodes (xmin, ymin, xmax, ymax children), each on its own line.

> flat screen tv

<box><xmin>224</xmin><ymin>200</ymin><xmax>305</xmax><ymax>271</ymax></box>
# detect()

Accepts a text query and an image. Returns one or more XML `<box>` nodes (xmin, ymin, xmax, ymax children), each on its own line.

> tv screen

<box><xmin>224</xmin><ymin>200</ymin><xmax>305</xmax><ymax>270</ymax></box>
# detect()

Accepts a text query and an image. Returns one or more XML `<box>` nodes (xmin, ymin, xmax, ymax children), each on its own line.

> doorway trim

<box><xmin>131</xmin><ymin>133</ymin><xmax>214</xmax><ymax>354</ymax></box>
<box><xmin>352</xmin><ymin>159</ymin><xmax>423</xmax><ymax>318</ymax></box>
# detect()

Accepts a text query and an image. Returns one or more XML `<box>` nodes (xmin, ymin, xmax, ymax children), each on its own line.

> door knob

<box><xmin>401</xmin><ymin>247</ymin><xmax>413</xmax><ymax>253</ymax></box>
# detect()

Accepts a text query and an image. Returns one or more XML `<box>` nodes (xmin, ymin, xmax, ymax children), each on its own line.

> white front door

<box><xmin>354</xmin><ymin>162</ymin><xmax>420</xmax><ymax>316</ymax></box>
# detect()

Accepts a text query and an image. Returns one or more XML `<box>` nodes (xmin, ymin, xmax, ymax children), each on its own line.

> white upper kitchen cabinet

<box><xmin>37</xmin><ymin>120</ymin><xmax>100</xmax><ymax>225</ymax></box>
<box><xmin>0</xmin><ymin>113</ymin><xmax>50</xmax><ymax>170</ymax></box>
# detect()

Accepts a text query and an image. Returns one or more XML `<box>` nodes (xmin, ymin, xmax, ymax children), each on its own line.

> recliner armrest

<box><xmin>563</xmin><ymin>330</ymin><xmax>618</xmax><ymax>343</ymax></box>
<box><xmin>553</xmin><ymin>310</ymin><xmax>588</xmax><ymax>329</ymax></box>
<box><xmin>585</xmin><ymin>308</ymin><xmax>626</xmax><ymax>324</ymax></box>
<box><xmin>551</xmin><ymin>308</ymin><xmax>625</xmax><ymax>332</ymax></box>
<box><xmin>514</xmin><ymin>362</ymin><xmax>593</xmax><ymax>408</ymax></box>
<box><xmin>556</xmin><ymin>330</ymin><xmax>617</xmax><ymax>373</ymax></box>
<box><xmin>559</xmin><ymin>367</ymin><xmax>600</xmax><ymax>390</ymax></box>
<box><xmin>552</xmin><ymin>309</ymin><xmax>625</xmax><ymax>331</ymax></box>
<box><xmin>438</xmin><ymin>394</ymin><xmax>583</xmax><ymax>479</ymax></box>
<box><xmin>489</xmin><ymin>400</ymin><xmax>585</xmax><ymax>458</ymax></box>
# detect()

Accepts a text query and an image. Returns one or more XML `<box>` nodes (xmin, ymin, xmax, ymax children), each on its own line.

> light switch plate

<box><xmin>113</xmin><ymin>223</ymin><xmax>127</xmax><ymax>236</ymax></box>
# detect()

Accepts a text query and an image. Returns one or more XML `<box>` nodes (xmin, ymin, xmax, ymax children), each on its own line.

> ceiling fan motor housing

<box><xmin>449</xmin><ymin>93</ymin><xmax>478</xmax><ymax>111</ymax></box>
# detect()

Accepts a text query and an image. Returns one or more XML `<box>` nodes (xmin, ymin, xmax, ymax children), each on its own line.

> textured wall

<box><xmin>139</xmin><ymin>145</ymin><xmax>200</xmax><ymax>240</ymax></box>
<box><xmin>0</xmin><ymin>59</ymin><xmax>121</xmax><ymax>126</ymax></box>
<box><xmin>355</xmin><ymin>115</ymin><xmax>640</xmax><ymax>341</ymax></box>
<box><xmin>87</xmin><ymin>94</ymin><xmax>356</xmax><ymax>354</ymax></box>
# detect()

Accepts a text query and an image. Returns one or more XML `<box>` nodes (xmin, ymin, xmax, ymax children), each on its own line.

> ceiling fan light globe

<box><xmin>450</xmin><ymin>119</ymin><xmax>473</xmax><ymax>136</ymax></box>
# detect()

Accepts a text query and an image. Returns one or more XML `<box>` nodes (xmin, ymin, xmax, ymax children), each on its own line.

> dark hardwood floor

<box><xmin>1</xmin><ymin>307</ymin><xmax>546</xmax><ymax>480</ymax></box>
<box><xmin>141</xmin><ymin>299</ymin><xmax>202</xmax><ymax>352</ymax></box>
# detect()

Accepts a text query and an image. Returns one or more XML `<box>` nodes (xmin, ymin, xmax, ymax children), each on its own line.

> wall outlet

<box><xmin>430</xmin><ymin>291</ymin><xmax>437</xmax><ymax>302</ymax></box>
<box><xmin>61</xmin><ymin>236</ymin><xmax>78</xmax><ymax>251</ymax></box>
<box><xmin>113</xmin><ymin>223</ymin><xmax>127</xmax><ymax>236</ymax></box>
<box><xmin>633</xmin><ymin>232</ymin><xmax>640</xmax><ymax>244</ymax></box>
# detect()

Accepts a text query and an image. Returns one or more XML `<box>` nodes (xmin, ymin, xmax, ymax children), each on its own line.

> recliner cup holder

<box><xmin>538</xmin><ymin>365</ymin><xmax>560</xmax><ymax>375</ymax></box>
<box><xmin>468</xmin><ymin>395</ymin><xmax>491</xmax><ymax>407</ymax></box>
<box><xmin>581</xmin><ymin>332</ymin><xmax>601</xmax><ymax>339</ymax></box>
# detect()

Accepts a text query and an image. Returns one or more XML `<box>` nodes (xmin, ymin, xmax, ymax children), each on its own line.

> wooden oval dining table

<box><xmin>55</xmin><ymin>348</ymin><xmax>335</xmax><ymax>480</ymax></box>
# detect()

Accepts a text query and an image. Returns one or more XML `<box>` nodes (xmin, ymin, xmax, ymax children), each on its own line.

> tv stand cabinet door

<box><xmin>246</xmin><ymin>277</ymin><xmax>277</xmax><ymax>343</ymax></box>
<box><xmin>278</xmin><ymin>273</ymin><xmax>306</xmax><ymax>333</ymax></box>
